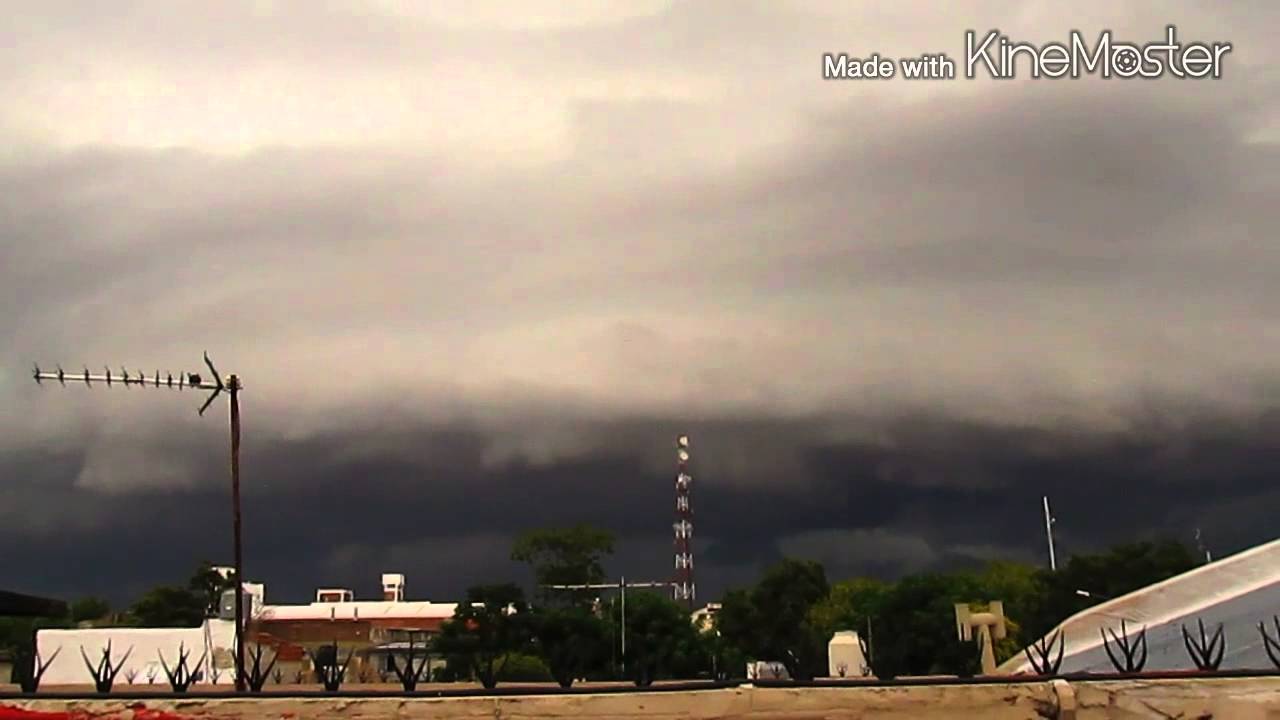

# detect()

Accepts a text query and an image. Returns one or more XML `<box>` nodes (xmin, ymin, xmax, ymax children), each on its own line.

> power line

<box><xmin>33</xmin><ymin>352</ymin><xmax>250</xmax><ymax>692</ymax></box>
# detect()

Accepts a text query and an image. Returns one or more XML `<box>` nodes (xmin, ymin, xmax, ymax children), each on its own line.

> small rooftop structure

<box><xmin>315</xmin><ymin>588</ymin><xmax>354</xmax><ymax>603</ymax></box>
<box><xmin>691</xmin><ymin>603</ymin><xmax>721</xmax><ymax>632</ymax></box>
<box><xmin>382</xmin><ymin>574</ymin><xmax>405</xmax><ymax>602</ymax></box>
<box><xmin>828</xmin><ymin>631</ymin><xmax>871</xmax><ymax>678</ymax></box>
<box><xmin>956</xmin><ymin>601</ymin><xmax>1006</xmax><ymax>675</ymax></box>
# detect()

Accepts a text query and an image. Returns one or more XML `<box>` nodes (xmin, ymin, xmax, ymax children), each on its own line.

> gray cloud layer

<box><xmin>2</xmin><ymin>1</ymin><xmax>1278</xmax><ymax>604</ymax></box>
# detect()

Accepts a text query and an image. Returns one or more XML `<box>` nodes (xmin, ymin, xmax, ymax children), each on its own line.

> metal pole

<box><xmin>866</xmin><ymin>615</ymin><xmax>873</xmax><ymax>666</ymax></box>
<box><xmin>539</xmin><ymin>577</ymin><xmax>670</xmax><ymax>682</ymax></box>
<box><xmin>31</xmin><ymin>355</ymin><xmax>248</xmax><ymax>693</ymax></box>
<box><xmin>620</xmin><ymin>576</ymin><xmax>626</xmax><ymax>678</ymax></box>
<box><xmin>1043</xmin><ymin>496</ymin><xmax>1057</xmax><ymax>572</ymax></box>
<box><xmin>229</xmin><ymin>375</ymin><xmax>245</xmax><ymax>693</ymax></box>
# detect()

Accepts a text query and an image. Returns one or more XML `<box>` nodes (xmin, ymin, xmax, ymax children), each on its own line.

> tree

<box><xmin>1024</xmin><ymin>539</ymin><xmax>1196</xmax><ymax>640</ymax></box>
<box><xmin>606</xmin><ymin>591</ymin><xmax>704</xmax><ymax>686</ymax></box>
<box><xmin>529</xmin><ymin>606</ymin><xmax>610</xmax><ymax>687</ymax></box>
<box><xmin>511</xmin><ymin>525</ymin><xmax>614</xmax><ymax>606</ymax></box>
<box><xmin>1</xmin><ymin>615</ymin><xmax>71</xmax><ymax>685</ymax></box>
<box><xmin>870</xmin><ymin>571</ymin><xmax>985</xmax><ymax>678</ymax></box>
<box><xmin>70</xmin><ymin>597</ymin><xmax>112</xmax><ymax>625</ymax></box>
<box><xmin>807</xmin><ymin>577</ymin><xmax>890</xmax><ymax>653</ymax></box>
<box><xmin>188</xmin><ymin>561</ymin><xmax>236</xmax><ymax>618</ymax></box>
<box><xmin>716</xmin><ymin>559</ymin><xmax>830</xmax><ymax>680</ymax></box>
<box><xmin>130</xmin><ymin>586</ymin><xmax>206</xmax><ymax>627</ymax></box>
<box><xmin>496</xmin><ymin>652</ymin><xmax>554</xmax><ymax>682</ymax></box>
<box><xmin>433</xmin><ymin>583</ymin><xmax>530</xmax><ymax>689</ymax></box>
<box><xmin>700</xmin><ymin>625</ymin><xmax>747</xmax><ymax>680</ymax></box>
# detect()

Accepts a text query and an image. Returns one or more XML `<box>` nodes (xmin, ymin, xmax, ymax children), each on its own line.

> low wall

<box><xmin>4</xmin><ymin>677</ymin><xmax>1280</xmax><ymax>719</ymax></box>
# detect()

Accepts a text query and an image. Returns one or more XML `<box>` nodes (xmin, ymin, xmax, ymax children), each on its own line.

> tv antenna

<box><xmin>33</xmin><ymin>352</ymin><xmax>249</xmax><ymax>692</ymax></box>
<box><xmin>543</xmin><ymin>576</ymin><xmax>673</xmax><ymax>678</ymax></box>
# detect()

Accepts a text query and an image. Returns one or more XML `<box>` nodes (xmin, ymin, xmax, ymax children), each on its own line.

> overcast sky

<box><xmin>3</xmin><ymin>1</ymin><xmax>1279</xmax><ymax>608</ymax></box>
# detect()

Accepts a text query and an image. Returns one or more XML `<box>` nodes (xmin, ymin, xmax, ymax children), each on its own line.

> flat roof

<box><xmin>259</xmin><ymin>600</ymin><xmax>459</xmax><ymax>621</ymax></box>
<box><xmin>0</xmin><ymin>589</ymin><xmax>68</xmax><ymax>617</ymax></box>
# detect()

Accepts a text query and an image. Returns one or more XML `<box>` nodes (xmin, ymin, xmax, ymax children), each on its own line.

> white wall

<box><xmin>35</xmin><ymin>619</ymin><xmax>237</xmax><ymax>686</ymax></box>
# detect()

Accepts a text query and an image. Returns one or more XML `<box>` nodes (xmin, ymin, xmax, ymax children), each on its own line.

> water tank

<box><xmin>828</xmin><ymin>631</ymin><xmax>871</xmax><ymax>678</ymax></box>
<box><xmin>219</xmin><ymin>588</ymin><xmax>254</xmax><ymax>620</ymax></box>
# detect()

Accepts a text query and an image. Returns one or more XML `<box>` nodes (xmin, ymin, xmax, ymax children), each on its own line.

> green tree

<box><xmin>69</xmin><ymin>597</ymin><xmax>112</xmax><ymax>625</ymax></box>
<box><xmin>511</xmin><ymin>525</ymin><xmax>614</xmax><ymax>606</ymax></box>
<box><xmin>807</xmin><ymin>577</ymin><xmax>890</xmax><ymax>656</ymax></box>
<box><xmin>3</xmin><ymin>615</ymin><xmax>71</xmax><ymax>686</ymax></box>
<box><xmin>496</xmin><ymin>652</ymin><xmax>554</xmax><ymax>682</ymax></box>
<box><xmin>188</xmin><ymin>561</ymin><xmax>236</xmax><ymax>618</ymax></box>
<box><xmin>606</xmin><ymin>591</ymin><xmax>704</xmax><ymax>686</ymax></box>
<box><xmin>1025</xmin><ymin>539</ymin><xmax>1196</xmax><ymax>640</ymax></box>
<box><xmin>717</xmin><ymin>559</ymin><xmax>830</xmax><ymax>680</ymax></box>
<box><xmin>700</xmin><ymin>625</ymin><xmax>748</xmax><ymax>680</ymax></box>
<box><xmin>433</xmin><ymin>583</ymin><xmax>531</xmax><ymax>689</ymax></box>
<box><xmin>974</xmin><ymin>561</ymin><xmax>1048</xmax><ymax>663</ymax></box>
<box><xmin>130</xmin><ymin>585</ymin><xmax>206</xmax><ymax>627</ymax></box>
<box><xmin>871</xmin><ymin>571</ymin><xmax>985</xmax><ymax>678</ymax></box>
<box><xmin>529</xmin><ymin>606</ymin><xmax>610</xmax><ymax>687</ymax></box>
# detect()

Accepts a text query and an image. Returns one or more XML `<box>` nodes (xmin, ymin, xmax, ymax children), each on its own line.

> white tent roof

<box><xmin>1001</xmin><ymin>536</ymin><xmax>1280</xmax><ymax>674</ymax></box>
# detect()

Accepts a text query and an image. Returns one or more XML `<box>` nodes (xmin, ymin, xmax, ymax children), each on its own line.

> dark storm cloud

<box><xmin>5</xmin><ymin>402</ymin><xmax>1280</xmax><ymax>604</ymax></box>
<box><xmin>2</xmin><ymin>2</ymin><xmax>1279</xmax><ymax>604</ymax></box>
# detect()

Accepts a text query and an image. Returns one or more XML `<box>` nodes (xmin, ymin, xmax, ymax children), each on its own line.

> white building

<box><xmin>37</xmin><ymin>619</ymin><xmax>237</xmax><ymax>686</ymax></box>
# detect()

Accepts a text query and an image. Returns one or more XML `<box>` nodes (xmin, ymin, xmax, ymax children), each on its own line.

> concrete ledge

<box><xmin>3</xmin><ymin>677</ymin><xmax>1279</xmax><ymax>719</ymax></box>
<box><xmin>1074</xmin><ymin>677</ymin><xmax>1280</xmax><ymax>720</ymax></box>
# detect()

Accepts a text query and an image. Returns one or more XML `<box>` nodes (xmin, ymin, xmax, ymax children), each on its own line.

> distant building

<box><xmin>251</xmin><ymin>574</ymin><xmax>457</xmax><ymax>674</ymax></box>
<box><xmin>34</xmin><ymin>572</ymin><xmax>460</xmax><ymax>685</ymax></box>
<box><xmin>691</xmin><ymin>603</ymin><xmax>721</xmax><ymax>633</ymax></box>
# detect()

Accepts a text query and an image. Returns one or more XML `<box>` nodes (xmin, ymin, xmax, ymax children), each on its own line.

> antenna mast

<box><xmin>33</xmin><ymin>353</ymin><xmax>249</xmax><ymax>692</ymax></box>
<box><xmin>674</xmin><ymin>435</ymin><xmax>695</xmax><ymax>610</ymax></box>
<box><xmin>1043</xmin><ymin>496</ymin><xmax>1057</xmax><ymax>572</ymax></box>
<box><xmin>1195</xmin><ymin>528</ymin><xmax>1212</xmax><ymax>564</ymax></box>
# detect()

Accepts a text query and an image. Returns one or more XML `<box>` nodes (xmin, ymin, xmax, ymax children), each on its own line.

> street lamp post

<box><xmin>33</xmin><ymin>353</ymin><xmax>249</xmax><ymax>692</ymax></box>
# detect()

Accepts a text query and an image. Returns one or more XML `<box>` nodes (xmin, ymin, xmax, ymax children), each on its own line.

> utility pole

<box><xmin>33</xmin><ymin>353</ymin><xmax>249</xmax><ymax>692</ymax></box>
<box><xmin>544</xmin><ymin>577</ymin><xmax>672</xmax><ymax>678</ymax></box>
<box><xmin>1043</xmin><ymin>496</ymin><xmax>1057</xmax><ymax>572</ymax></box>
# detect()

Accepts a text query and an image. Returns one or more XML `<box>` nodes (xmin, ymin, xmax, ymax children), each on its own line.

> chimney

<box><xmin>382</xmin><ymin>573</ymin><xmax>405</xmax><ymax>602</ymax></box>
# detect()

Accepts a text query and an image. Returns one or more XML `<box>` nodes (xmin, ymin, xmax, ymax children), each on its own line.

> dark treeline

<box><xmin>1</xmin><ymin>531</ymin><xmax>1196</xmax><ymax>686</ymax></box>
<box><xmin>434</xmin><ymin>527</ymin><xmax>1196</xmax><ymax>685</ymax></box>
